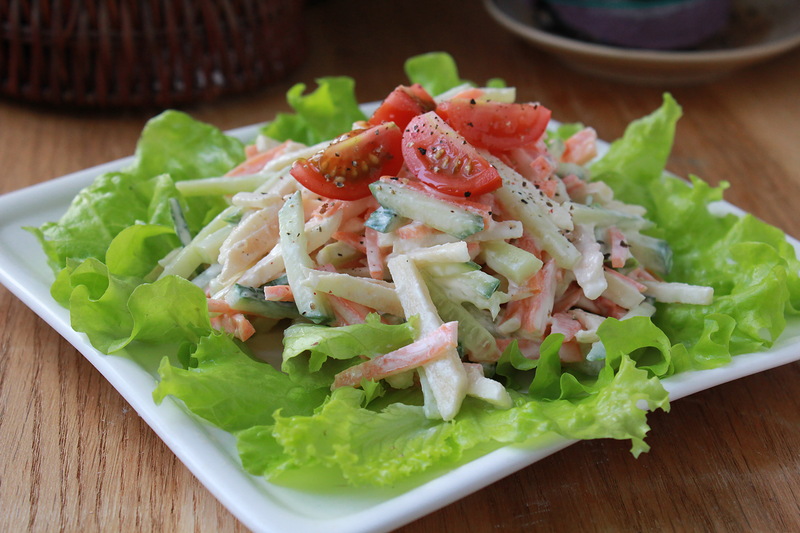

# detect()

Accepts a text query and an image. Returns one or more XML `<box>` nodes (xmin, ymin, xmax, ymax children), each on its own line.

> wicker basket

<box><xmin>0</xmin><ymin>0</ymin><xmax>307</xmax><ymax>108</ymax></box>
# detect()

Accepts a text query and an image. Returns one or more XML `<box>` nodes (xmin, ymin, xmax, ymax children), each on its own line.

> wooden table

<box><xmin>2</xmin><ymin>1</ymin><xmax>799</xmax><ymax>531</ymax></box>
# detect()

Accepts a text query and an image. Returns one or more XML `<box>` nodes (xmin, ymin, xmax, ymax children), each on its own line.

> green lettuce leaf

<box><xmin>591</xmin><ymin>94</ymin><xmax>800</xmax><ymax>370</ymax></box>
<box><xmin>281</xmin><ymin>313</ymin><xmax>419</xmax><ymax>388</ymax></box>
<box><xmin>404</xmin><ymin>52</ymin><xmax>469</xmax><ymax>96</ymax></box>
<box><xmin>130</xmin><ymin>110</ymin><xmax>244</xmax><ymax>184</ymax></box>
<box><xmin>51</xmin><ymin>224</ymin><xmax>212</xmax><ymax>369</ymax></box>
<box><xmin>30</xmin><ymin>111</ymin><xmax>244</xmax><ymax>273</ymax></box>
<box><xmin>404</xmin><ymin>51</ymin><xmax>505</xmax><ymax>96</ymax></box>
<box><xmin>154</xmin><ymin>332</ymin><xmax>328</xmax><ymax>432</ymax></box>
<box><xmin>236</xmin><ymin>349</ymin><xmax>667</xmax><ymax>486</ymax></box>
<box><xmin>261</xmin><ymin>77</ymin><xmax>367</xmax><ymax>145</ymax></box>
<box><xmin>29</xmin><ymin>173</ymin><xmax>179</xmax><ymax>272</ymax></box>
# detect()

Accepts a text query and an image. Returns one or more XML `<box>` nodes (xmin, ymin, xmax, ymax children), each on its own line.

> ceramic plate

<box><xmin>2</xmin><ymin>123</ymin><xmax>800</xmax><ymax>533</ymax></box>
<box><xmin>484</xmin><ymin>0</ymin><xmax>800</xmax><ymax>84</ymax></box>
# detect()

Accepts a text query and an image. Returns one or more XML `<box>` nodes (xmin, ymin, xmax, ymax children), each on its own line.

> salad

<box><xmin>31</xmin><ymin>53</ymin><xmax>800</xmax><ymax>487</ymax></box>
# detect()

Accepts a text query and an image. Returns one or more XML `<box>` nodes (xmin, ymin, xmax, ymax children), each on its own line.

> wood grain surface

<box><xmin>1</xmin><ymin>1</ymin><xmax>799</xmax><ymax>531</ymax></box>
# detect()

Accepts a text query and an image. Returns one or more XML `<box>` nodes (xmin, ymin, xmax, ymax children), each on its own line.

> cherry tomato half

<box><xmin>402</xmin><ymin>111</ymin><xmax>502</xmax><ymax>197</ymax></box>
<box><xmin>290</xmin><ymin>122</ymin><xmax>403</xmax><ymax>200</ymax></box>
<box><xmin>368</xmin><ymin>84</ymin><xmax>437</xmax><ymax>130</ymax></box>
<box><xmin>436</xmin><ymin>98</ymin><xmax>551</xmax><ymax>152</ymax></box>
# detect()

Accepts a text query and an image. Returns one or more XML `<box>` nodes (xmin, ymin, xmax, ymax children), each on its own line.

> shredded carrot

<box><xmin>210</xmin><ymin>313</ymin><xmax>256</xmax><ymax>341</ymax></box>
<box><xmin>225</xmin><ymin>140</ymin><xmax>293</xmax><ymax>177</ymax></box>
<box><xmin>364</xmin><ymin>227</ymin><xmax>386</xmax><ymax>280</ymax></box>
<box><xmin>549</xmin><ymin>312</ymin><xmax>583</xmax><ymax>342</ymax></box>
<box><xmin>332</xmin><ymin>231</ymin><xmax>367</xmax><ymax>253</ymax></box>
<box><xmin>245</xmin><ymin>144</ymin><xmax>259</xmax><ymax>158</ymax></box>
<box><xmin>328</xmin><ymin>294</ymin><xmax>375</xmax><ymax>326</ymax></box>
<box><xmin>504</xmin><ymin>259</ymin><xmax>558</xmax><ymax>339</ymax></box>
<box><xmin>207</xmin><ymin>298</ymin><xmax>234</xmax><ymax>314</ymax></box>
<box><xmin>607</xmin><ymin>226</ymin><xmax>632</xmax><ymax>269</ymax></box>
<box><xmin>628</xmin><ymin>267</ymin><xmax>661</xmax><ymax>282</ymax></box>
<box><xmin>395</xmin><ymin>220</ymin><xmax>437</xmax><ymax>240</ymax></box>
<box><xmin>561</xmin><ymin>127</ymin><xmax>598</xmax><ymax>166</ymax></box>
<box><xmin>552</xmin><ymin>282</ymin><xmax>583</xmax><ymax>314</ymax></box>
<box><xmin>495</xmin><ymin>338</ymin><xmax>542</xmax><ymax>360</ymax></box>
<box><xmin>263</xmin><ymin>284</ymin><xmax>294</xmax><ymax>302</ymax></box>
<box><xmin>452</xmin><ymin>87</ymin><xmax>485</xmax><ymax>100</ymax></box>
<box><xmin>604</xmin><ymin>266</ymin><xmax>647</xmax><ymax>292</ymax></box>
<box><xmin>558</xmin><ymin>339</ymin><xmax>585</xmax><ymax>363</ymax></box>
<box><xmin>332</xmin><ymin>321</ymin><xmax>458</xmax><ymax>389</ymax></box>
<box><xmin>561</xmin><ymin>174</ymin><xmax>586</xmax><ymax>199</ymax></box>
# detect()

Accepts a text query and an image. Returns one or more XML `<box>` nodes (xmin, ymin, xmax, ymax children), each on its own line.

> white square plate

<box><xmin>2</xmin><ymin>123</ymin><xmax>799</xmax><ymax>533</ymax></box>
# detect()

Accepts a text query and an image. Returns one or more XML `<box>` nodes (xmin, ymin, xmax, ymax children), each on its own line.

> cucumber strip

<box><xmin>434</xmin><ymin>272</ymin><xmax>509</xmax><ymax>319</ymax></box>
<box><xmin>602</xmin><ymin>271</ymin><xmax>646</xmax><ymax>310</ymax></box>
<box><xmin>421</xmin><ymin>261</ymin><xmax>481</xmax><ymax>278</ymax></box>
<box><xmin>168</xmin><ymin>198</ymin><xmax>192</xmax><ymax>246</ymax></box>
<box><xmin>626</xmin><ymin>232</ymin><xmax>673</xmax><ymax>275</ymax></box>
<box><xmin>364</xmin><ymin>206</ymin><xmax>407</xmax><ymax>233</ymax></box>
<box><xmin>176</xmin><ymin>173</ymin><xmax>274</xmax><ymax>197</ymax></box>
<box><xmin>400</xmin><ymin>241</ymin><xmax>471</xmax><ymax>265</ymax></box>
<box><xmin>480</xmin><ymin>239</ymin><xmax>543</xmax><ymax>286</ymax></box>
<box><xmin>315</xmin><ymin>241</ymin><xmax>362</xmax><ymax>268</ymax></box>
<box><xmin>425</xmin><ymin>277</ymin><xmax>502</xmax><ymax>363</ymax></box>
<box><xmin>225</xmin><ymin>284</ymin><xmax>300</xmax><ymax>320</ymax></box>
<box><xmin>463</xmin><ymin>363</ymin><xmax>513</xmax><ymax>408</ymax></box>
<box><xmin>641</xmin><ymin>281</ymin><xmax>714</xmax><ymax>305</ymax></box>
<box><xmin>370</xmin><ymin>180</ymin><xmax>484</xmax><ymax>239</ymax></box>
<box><xmin>307</xmin><ymin>270</ymin><xmax>404</xmax><ymax>317</ymax></box>
<box><xmin>191</xmin><ymin>263</ymin><xmax>222</xmax><ymax>289</ymax></box>
<box><xmin>159</xmin><ymin>205</ymin><xmax>240</xmax><ymax>280</ymax></box>
<box><xmin>489</xmin><ymin>156</ymin><xmax>581</xmax><ymax>269</ymax></box>
<box><xmin>441</xmin><ymin>270</ymin><xmax>501</xmax><ymax>299</ymax></box>
<box><xmin>390</xmin><ymin>232</ymin><xmax>458</xmax><ymax>255</ymax></box>
<box><xmin>467</xmin><ymin>219</ymin><xmax>523</xmax><ymax>242</ymax></box>
<box><xmin>486</xmin><ymin>152</ymin><xmax>574</xmax><ymax>231</ymax></box>
<box><xmin>195</xmin><ymin>226</ymin><xmax>235</xmax><ymax>265</ymax></box>
<box><xmin>278</xmin><ymin>191</ymin><xmax>333</xmax><ymax>324</ymax></box>
<box><xmin>571</xmin><ymin>203</ymin><xmax>653</xmax><ymax>231</ymax></box>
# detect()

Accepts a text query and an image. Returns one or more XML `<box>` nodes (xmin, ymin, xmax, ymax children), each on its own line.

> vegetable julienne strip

<box><xmin>33</xmin><ymin>52</ymin><xmax>800</xmax><ymax>488</ymax></box>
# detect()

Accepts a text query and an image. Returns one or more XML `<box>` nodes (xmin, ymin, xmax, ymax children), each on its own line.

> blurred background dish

<box><xmin>543</xmin><ymin>0</ymin><xmax>731</xmax><ymax>50</ymax></box>
<box><xmin>484</xmin><ymin>0</ymin><xmax>800</xmax><ymax>84</ymax></box>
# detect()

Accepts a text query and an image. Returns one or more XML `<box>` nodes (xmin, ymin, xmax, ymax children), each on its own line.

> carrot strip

<box><xmin>263</xmin><ymin>284</ymin><xmax>294</xmax><ymax>302</ymax></box>
<box><xmin>331</xmin><ymin>231</ymin><xmax>367</xmax><ymax>253</ymax></box>
<box><xmin>225</xmin><ymin>140</ymin><xmax>293</xmax><ymax>177</ymax></box>
<box><xmin>328</xmin><ymin>294</ymin><xmax>374</xmax><ymax>326</ymax></box>
<box><xmin>364</xmin><ymin>227</ymin><xmax>386</xmax><ymax>280</ymax></box>
<box><xmin>549</xmin><ymin>312</ymin><xmax>583</xmax><ymax>342</ymax></box>
<box><xmin>561</xmin><ymin>127</ymin><xmax>598</xmax><ymax>165</ymax></box>
<box><xmin>207</xmin><ymin>298</ymin><xmax>234</xmax><ymax>314</ymax></box>
<box><xmin>210</xmin><ymin>313</ymin><xmax>256</xmax><ymax>341</ymax></box>
<box><xmin>332</xmin><ymin>321</ymin><xmax>458</xmax><ymax>389</ymax></box>
<box><xmin>607</xmin><ymin>226</ymin><xmax>632</xmax><ymax>269</ymax></box>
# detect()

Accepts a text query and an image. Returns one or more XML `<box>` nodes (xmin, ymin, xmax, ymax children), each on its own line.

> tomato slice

<box><xmin>290</xmin><ymin>122</ymin><xmax>403</xmax><ymax>200</ymax></box>
<box><xmin>367</xmin><ymin>84</ymin><xmax>436</xmax><ymax>130</ymax></box>
<box><xmin>402</xmin><ymin>111</ymin><xmax>502</xmax><ymax>197</ymax></box>
<box><xmin>436</xmin><ymin>98</ymin><xmax>551</xmax><ymax>152</ymax></box>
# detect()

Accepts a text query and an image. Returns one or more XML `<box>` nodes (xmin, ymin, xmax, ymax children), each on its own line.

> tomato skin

<box><xmin>290</xmin><ymin>122</ymin><xmax>403</xmax><ymax>200</ymax></box>
<box><xmin>367</xmin><ymin>84</ymin><xmax>436</xmax><ymax>130</ymax></box>
<box><xmin>436</xmin><ymin>99</ymin><xmax>551</xmax><ymax>152</ymax></box>
<box><xmin>402</xmin><ymin>111</ymin><xmax>502</xmax><ymax>197</ymax></box>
